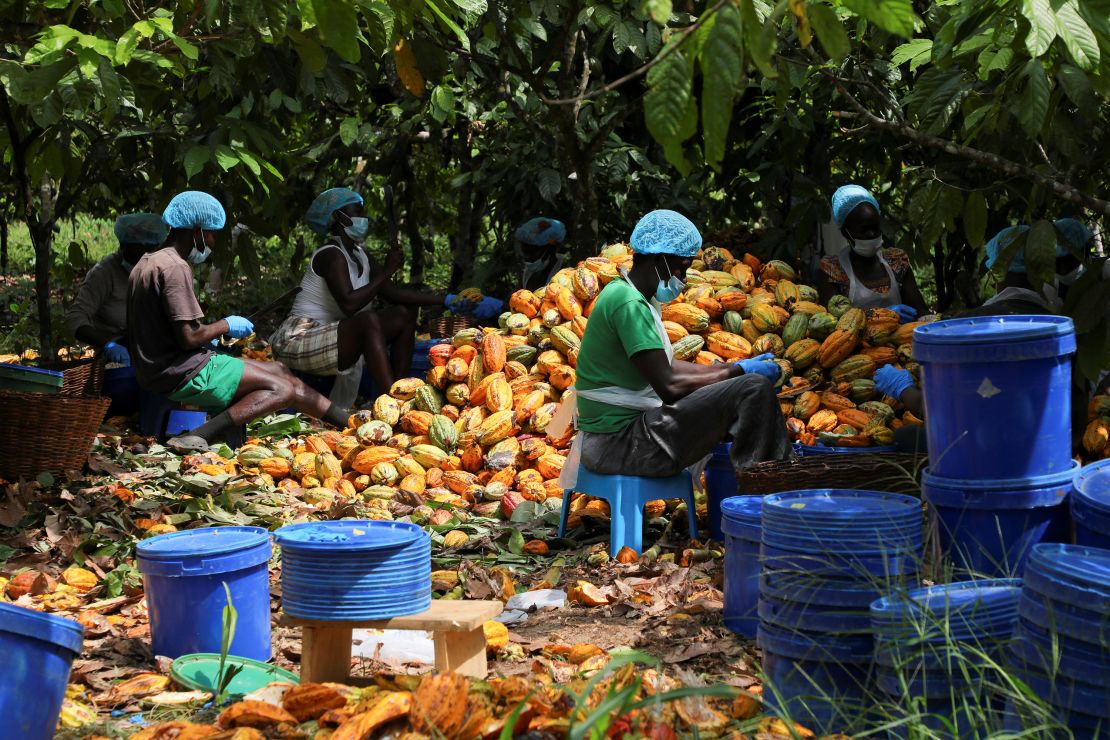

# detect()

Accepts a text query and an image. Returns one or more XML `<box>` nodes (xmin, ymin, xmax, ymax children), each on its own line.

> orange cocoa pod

<box><xmin>482</xmin><ymin>333</ymin><xmax>506</xmax><ymax>373</ymax></box>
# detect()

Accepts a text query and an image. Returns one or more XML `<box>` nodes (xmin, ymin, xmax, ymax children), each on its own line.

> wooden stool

<box><xmin>284</xmin><ymin>600</ymin><xmax>504</xmax><ymax>681</ymax></box>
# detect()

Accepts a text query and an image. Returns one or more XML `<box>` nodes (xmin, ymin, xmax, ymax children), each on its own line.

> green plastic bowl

<box><xmin>170</xmin><ymin>653</ymin><xmax>299</xmax><ymax>697</ymax></box>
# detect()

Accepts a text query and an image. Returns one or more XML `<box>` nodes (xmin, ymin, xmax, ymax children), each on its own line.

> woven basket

<box><xmin>0</xmin><ymin>391</ymin><xmax>110</xmax><ymax>479</ymax></box>
<box><xmin>735</xmin><ymin>452</ymin><xmax>925</xmax><ymax>497</ymax></box>
<box><xmin>424</xmin><ymin>315</ymin><xmax>476</xmax><ymax>337</ymax></box>
<box><xmin>41</xmin><ymin>357</ymin><xmax>105</xmax><ymax>396</ymax></box>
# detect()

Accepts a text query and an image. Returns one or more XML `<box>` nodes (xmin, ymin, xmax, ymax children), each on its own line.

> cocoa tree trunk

<box><xmin>0</xmin><ymin>217</ymin><xmax>7</xmax><ymax>274</ymax></box>
<box><xmin>30</xmin><ymin>221</ymin><xmax>54</xmax><ymax>359</ymax></box>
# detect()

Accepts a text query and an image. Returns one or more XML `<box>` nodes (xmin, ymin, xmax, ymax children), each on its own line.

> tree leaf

<box><xmin>963</xmin><ymin>191</ymin><xmax>987</xmax><ymax>248</ymax></box>
<box><xmin>1054</xmin><ymin>0</ymin><xmax>1099</xmax><ymax>70</ymax></box>
<box><xmin>841</xmin><ymin>0</ymin><xmax>915</xmax><ymax>38</ymax></box>
<box><xmin>312</xmin><ymin>0</ymin><xmax>360</xmax><ymax>63</ymax></box>
<box><xmin>394</xmin><ymin>38</ymin><xmax>425</xmax><ymax>97</ymax></box>
<box><xmin>339</xmin><ymin>116</ymin><xmax>359</xmax><ymax>146</ymax></box>
<box><xmin>430</xmin><ymin>84</ymin><xmax>454</xmax><ymax>122</ymax></box>
<box><xmin>184</xmin><ymin>145</ymin><xmax>209</xmax><ymax>179</ymax></box>
<box><xmin>537</xmin><ymin>168</ymin><xmax>561</xmax><ymax>201</ymax></box>
<box><xmin>214</xmin><ymin>144</ymin><xmax>240</xmax><ymax>171</ymax></box>
<box><xmin>809</xmin><ymin>3</ymin><xmax>849</xmax><ymax>62</ymax></box>
<box><xmin>644</xmin><ymin>42</ymin><xmax>692</xmax><ymax>143</ymax></box>
<box><xmin>701</xmin><ymin>1</ymin><xmax>744</xmax><ymax>170</ymax></box>
<box><xmin>1057</xmin><ymin>63</ymin><xmax>1096</xmax><ymax>117</ymax></box>
<box><xmin>507</xmin><ymin>528</ymin><xmax>524</xmax><ymax>555</ymax></box>
<box><xmin>1021</xmin><ymin>0</ymin><xmax>1057</xmax><ymax>56</ymax></box>
<box><xmin>171</xmin><ymin>36</ymin><xmax>200</xmax><ymax>60</ymax></box>
<box><xmin>1018</xmin><ymin>59</ymin><xmax>1050</xmax><ymax>137</ymax></box>
<box><xmin>739</xmin><ymin>0</ymin><xmax>775</xmax><ymax>78</ymax></box>
<box><xmin>643</xmin><ymin>0</ymin><xmax>672</xmax><ymax>25</ymax></box>
<box><xmin>789</xmin><ymin>0</ymin><xmax>811</xmax><ymax>46</ymax></box>
<box><xmin>890</xmin><ymin>37</ymin><xmax>932</xmax><ymax>72</ymax></box>
<box><xmin>1025</xmin><ymin>219</ymin><xmax>1057</xmax><ymax>291</ymax></box>
<box><xmin>424</xmin><ymin>0</ymin><xmax>470</xmax><ymax>52</ymax></box>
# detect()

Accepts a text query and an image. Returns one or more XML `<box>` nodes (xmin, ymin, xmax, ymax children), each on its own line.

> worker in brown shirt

<box><xmin>128</xmin><ymin>191</ymin><xmax>350</xmax><ymax>450</ymax></box>
<box><xmin>64</xmin><ymin>213</ymin><xmax>167</xmax><ymax>365</ymax></box>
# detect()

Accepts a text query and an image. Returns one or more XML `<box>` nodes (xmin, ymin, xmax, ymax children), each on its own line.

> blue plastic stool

<box><xmin>558</xmin><ymin>466</ymin><xmax>698</xmax><ymax>556</ymax></box>
<box><xmin>138</xmin><ymin>391</ymin><xmax>245</xmax><ymax>447</ymax></box>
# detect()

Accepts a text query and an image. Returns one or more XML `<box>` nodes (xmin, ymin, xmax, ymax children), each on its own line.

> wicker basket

<box><xmin>41</xmin><ymin>357</ymin><xmax>105</xmax><ymax>396</ymax></box>
<box><xmin>0</xmin><ymin>391</ymin><xmax>110</xmax><ymax>480</ymax></box>
<box><xmin>735</xmin><ymin>452</ymin><xmax>925</xmax><ymax>497</ymax></box>
<box><xmin>424</xmin><ymin>315</ymin><xmax>477</xmax><ymax>337</ymax></box>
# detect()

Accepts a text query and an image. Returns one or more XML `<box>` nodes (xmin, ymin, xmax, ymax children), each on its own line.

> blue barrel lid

<box><xmin>1073</xmin><ymin>459</ymin><xmax>1110</xmax><ymax>514</ymax></box>
<box><xmin>763</xmin><ymin>489</ymin><xmax>921</xmax><ymax>520</ymax></box>
<box><xmin>0</xmin><ymin>363</ymin><xmax>64</xmax><ymax>378</ymax></box>
<box><xmin>921</xmin><ymin>461</ymin><xmax>1076</xmax><ymax>509</ymax></box>
<box><xmin>1028</xmin><ymin>543</ymin><xmax>1110</xmax><ymax>592</ymax></box>
<box><xmin>720</xmin><ymin>495</ymin><xmax>762</xmax><ymax>523</ymax></box>
<box><xmin>0</xmin><ymin>602</ymin><xmax>84</xmax><ymax>654</ymax></box>
<box><xmin>913</xmin><ymin>315</ymin><xmax>1076</xmax><ymax>362</ymax></box>
<box><xmin>275</xmin><ymin>520</ymin><xmax>423</xmax><ymax>552</ymax></box>
<box><xmin>794</xmin><ymin>442</ymin><xmax>900</xmax><ymax>455</ymax></box>
<box><xmin>137</xmin><ymin>526</ymin><xmax>270</xmax><ymax>560</ymax></box>
<box><xmin>870</xmin><ymin>579</ymin><xmax>1022</xmax><ymax>622</ymax></box>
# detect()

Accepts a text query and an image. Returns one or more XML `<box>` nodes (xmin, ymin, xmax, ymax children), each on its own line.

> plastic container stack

<box><xmin>915</xmin><ymin>316</ymin><xmax>1076</xmax><ymax>578</ymax></box>
<box><xmin>1072</xmin><ymin>460</ymin><xmax>1110</xmax><ymax>549</ymax></box>
<box><xmin>0</xmin><ymin>603</ymin><xmax>83</xmax><ymax>739</ymax></box>
<box><xmin>720</xmin><ymin>495</ymin><xmax>762</xmax><ymax>637</ymax></box>
<box><xmin>870</xmin><ymin>580</ymin><xmax>1022</xmax><ymax>737</ymax></box>
<box><xmin>757</xmin><ymin>489</ymin><xmax>923</xmax><ymax>734</ymax></box>
<box><xmin>274</xmin><ymin>520</ymin><xmax>431</xmax><ymax>621</ymax></box>
<box><xmin>137</xmin><ymin>526</ymin><xmax>273</xmax><ymax>661</ymax></box>
<box><xmin>1005</xmin><ymin>544</ymin><xmax>1110</xmax><ymax>737</ymax></box>
<box><xmin>704</xmin><ymin>443</ymin><xmax>736</xmax><ymax>540</ymax></box>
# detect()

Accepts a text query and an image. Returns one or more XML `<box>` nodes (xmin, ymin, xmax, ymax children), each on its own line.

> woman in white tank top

<box><xmin>270</xmin><ymin>187</ymin><xmax>468</xmax><ymax>405</ymax></box>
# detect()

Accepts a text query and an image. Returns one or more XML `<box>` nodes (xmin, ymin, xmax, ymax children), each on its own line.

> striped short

<box><xmin>269</xmin><ymin>315</ymin><xmax>340</xmax><ymax>375</ymax></box>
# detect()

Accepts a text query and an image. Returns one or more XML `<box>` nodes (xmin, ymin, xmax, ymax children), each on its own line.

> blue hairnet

<box><xmin>163</xmin><ymin>191</ymin><xmax>226</xmax><ymax>230</ymax></box>
<box><xmin>831</xmin><ymin>185</ymin><xmax>880</xmax><ymax>227</ymax></box>
<box><xmin>114</xmin><ymin>213</ymin><xmax>168</xmax><ymax>245</ymax></box>
<box><xmin>630</xmin><ymin>210</ymin><xmax>702</xmax><ymax>257</ymax></box>
<box><xmin>515</xmin><ymin>217</ymin><xmax>566</xmax><ymax>246</ymax></box>
<box><xmin>1055</xmin><ymin>218</ymin><xmax>1092</xmax><ymax>256</ymax></box>
<box><xmin>306</xmin><ymin>188</ymin><xmax>364</xmax><ymax>235</ymax></box>
<box><xmin>985</xmin><ymin>225</ymin><xmax>1030</xmax><ymax>272</ymax></box>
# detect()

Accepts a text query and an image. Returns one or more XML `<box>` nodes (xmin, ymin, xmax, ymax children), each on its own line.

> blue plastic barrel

<box><xmin>275</xmin><ymin>520</ymin><xmax>431</xmax><ymax>621</ymax></box>
<box><xmin>912</xmin><ymin>315</ymin><xmax>1075</xmax><ymax>479</ymax></box>
<box><xmin>922</xmin><ymin>464</ymin><xmax>1074</xmax><ymax>579</ymax></box>
<box><xmin>137</xmin><ymin>526</ymin><xmax>272</xmax><ymax>661</ymax></box>
<box><xmin>1071</xmin><ymin>460</ymin><xmax>1110</xmax><ymax>549</ymax></box>
<box><xmin>720</xmin><ymin>496</ymin><xmax>761</xmax><ymax>637</ymax></box>
<box><xmin>103</xmin><ymin>366</ymin><xmax>141</xmax><ymax>417</ymax></box>
<box><xmin>0</xmin><ymin>603</ymin><xmax>83</xmax><ymax>739</ymax></box>
<box><xmin>758</xmin><ymin>622</ymin><xmax>874</xmax><ymax>734</ymax></box>
<box><xmin>704</xmin><ymin>443</ymin><xmax>735</xmax><ymax>540</ymax></box>
<box><xmin>793</xmin><ymin>442</ymin><xmax>899</xmax><ymax>456</ymax></box>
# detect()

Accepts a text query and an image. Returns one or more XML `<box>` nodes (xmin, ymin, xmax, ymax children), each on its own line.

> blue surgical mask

<box><xmin>188</xmin><ymin>236</ymin><xmax>211</xmax><ymax>265</ymax></box>
<box><xmin>344</xmin><ymin>217</ymin><xmax>370</xmax><ymax>241</ymax></box>
<box><xmin>654</xmin><ymin>257</ymin><xmax>685</xmax><ymax>303</ymax></box>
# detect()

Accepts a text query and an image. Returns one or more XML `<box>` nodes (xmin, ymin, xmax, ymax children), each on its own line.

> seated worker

<box><xmin>270</xmin><ymin>187</ymin><xmax>498</xmax><ymax>405</ymax></box>
<box><xmin>64</xmin><ymin>213</ymin><xmax>167</xmax><ymax>365</ymax></box>
<box><xmin>128</xmin><ymin>191</ymin><xmax>350</xmax><ymax>450</ymax></box>
<box><xmin>817</xmin><ymin>185</ymin><xmax>928</xmax><ymax>321</ymax></box>
<box><xmin>973</xmin><ymin>219</ymin><xmax>1093</xmax><ymax>316</ymax></box>
<box><xmin>569</xmin><ymin>209</ymin><xmax>790</xmax><ymax>479</ymax></box>
<box><xmin>516</xmin><ymin>216</ymin><xmax>568</xmax><ymax>292</ymax></box>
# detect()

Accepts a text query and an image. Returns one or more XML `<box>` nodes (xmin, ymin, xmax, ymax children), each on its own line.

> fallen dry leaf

<box><xmin>216</xmin><ymin>700</ymin><xmax>297</xmax><ymax>728</ymax></box>
<box><xmin>331</xmin><ymin>692</ymin><xmax>412</xmax><ymax>739</ymax></box>
<box><xmin>104</xmin><ymin>673</ymin><xmax>171</xmax><ymax>706</ymax></box>
<box><xmin>281</xmin><ymin>682</ymin><xmax>346</xmax><ymax>722</ymax></box>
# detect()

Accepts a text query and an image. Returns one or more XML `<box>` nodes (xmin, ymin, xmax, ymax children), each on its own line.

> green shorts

<box><xmin>168</xmin><ymin>354</ymin><xmax>244</xmax><ymax>411</ymax></box>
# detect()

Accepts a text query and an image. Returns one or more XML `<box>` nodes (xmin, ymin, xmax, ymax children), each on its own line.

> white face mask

<box><xmin>188</xmin><ymin>235</ymin><xmax>211</xmax><ymax>264</ymax></box>
<box><xmin>850</xmin><ymin>236</ymin><xmax>883</xmax><ymax>258</ymax></box>
<box><xmin>653</xmin><ymin>256</ymin><xmax>685</xmax><ymax>304</ymax></box>
<box><xmin>344</xmin><ymin>217</ymin><xmax>370</xmax><ymax>241</ymax></box>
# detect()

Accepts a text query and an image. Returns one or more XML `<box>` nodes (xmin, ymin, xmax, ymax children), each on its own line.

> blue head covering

<box><xmin>629</xmin><ymin>210</ymin><xmax>702</xmax><ymax>257</ymax></box>
<box><xmin>114</xmin><ymin>213</ymin><xmax>168</xmax><ymax>245</ymax></box>
<box><xmin>1055</xmin><ymin>218</ymin><xmax>1092</xmax><ymax>256</ymax></box>
<box><xmin>985</xmin><ymin>225</ymin><xmax>1031</xmax><ymax>272</ymax></box>
<box><xmin>163</xmin><ymin>191</ymin><xmax>226</xmax><ymax>230</ymax></box>
<box><xmin>306</xmin><ymin>188</ymin><xmax>364</xmax><ymax>235</ymax></box>
<box><xmin>831</xmin><ymin>185</ymin><xmax>880</xmax><ymax>227</ymax></box>
<box><xmin>515</xmin><ymin>217</ymin><xmax>566</xmax><ymax>247</ymax></box>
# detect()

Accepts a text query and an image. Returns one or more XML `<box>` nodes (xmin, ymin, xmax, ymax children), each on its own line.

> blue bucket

<box><xmin>704</xmin><ymin>443</ymin><xmax>735</xmax><ymax>540</ymax></box>
<box><xmin>760</xmin><ymin>570</ymin><xmax>906</xmax><ymax>608</ymax></box>
<box><xmin>912</xmin><ymin>315</ymin><xmax>1075</xmax><ymax>479</ymax></box>
<box><xmin>137</xmin><ymin>526</ymin><xmax>272</xmax><ymax>661</ymax></box>
<box><xmin>758</xmin><ymin>594</ymin><xmax>872</xmax><ymax>633</ymax></box>
<box><xmin>758</xmin><ymin>622</ymin><xmax>873</xmax><ymax>734</ymax></box>
<box><xmin>0</xmin><ymin>603</ymin><xmax>83</xmax><ymax>740</ymax></box>
<box><xmin>275</xmin><ymin>520</ymin><xmax>431</xmax><ymax>621</ymax></box>
<box><xmin>922</xmin><ymin>464</ymin><xmax>1075</xmax><ymax>579</ymax></box>
<box><xmin>104</xmin><ymin>366</ymin><xmax>141</xmax><ymax>417</ymax></box>
<box><xmin>720</xmin><ymin>495</ymin><xmax>761</xmax><ymax>638</ymax></box>
<box><xmin>1071</xmin><ymin>460</ymin><xmax>1110</xmax><ymax>549</ymax></box>
<box><xmin>793</xmin><ymin>442</ymin><xmax>899</xmax><ymax>456</ymax></box>
<box><xmin>1003</xmin><ymin>663</ymin><xmax>1110</xmax><ymax>737</ymax></box>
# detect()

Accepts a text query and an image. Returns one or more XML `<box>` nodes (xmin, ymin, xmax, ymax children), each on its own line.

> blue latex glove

<box><xmin>103</xmin><ymin>341</ymin><xmax>130</xmax><ymax>366</ymax></box>
<box><xmin>223</xmin><ymin>315</ymin><xmax>254</xmax><ymax>339</ymax></box>
<box><xmin>736</xmin><ymin>352</ymin><xmax>781</xmax><ymax>381</ymax></box>
<box><xmin>445</xmin><ymin>293</ymin><xmax>481</xmax><ymax>315</ymax></box>
<box><xmin>473</xmin><ymin>296</ymin><xmax>505</xmax><ymax>321</ymax></box>
<box><xmin>874</xmin><ymin>364</ymin><xmax>915</xmax><ymax>399</ymax></box>
<box><xmin>889</xmin><ymin>303</ymin><xmax>918</xmax><ymax>322</ymax></box>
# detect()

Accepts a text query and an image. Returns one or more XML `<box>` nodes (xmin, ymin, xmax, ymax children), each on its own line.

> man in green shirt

<box><xmin>573</xmin><ymin>210</ymin><xmax>790</xmax><ymax>478</ymax></box>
